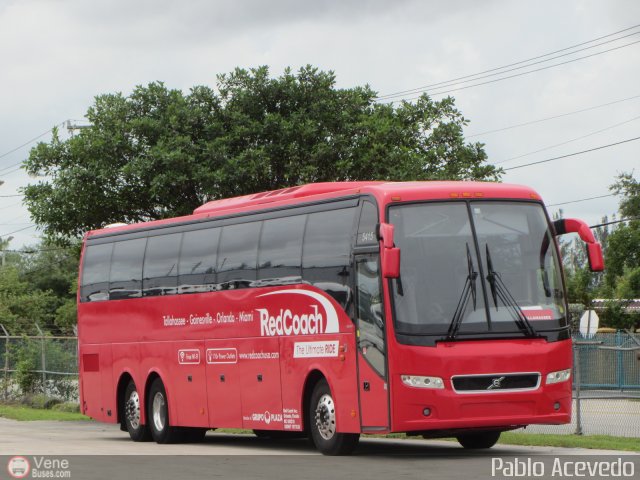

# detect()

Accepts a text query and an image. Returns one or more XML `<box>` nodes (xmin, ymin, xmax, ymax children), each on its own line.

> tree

<box><xmin>23</xmin><ymin>66</ymin><xmax>500</xmax><ymax>242</ymax></box>
<box><xmin>605</xmin><ymin>173</ymin><xmax>640</xmax><ymax>291</ymax></box>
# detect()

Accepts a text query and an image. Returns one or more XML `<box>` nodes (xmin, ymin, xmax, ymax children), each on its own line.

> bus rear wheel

<box><xmin>124</xmin><ymin>380</ymin><xmax>151</xmax><ymax>442</ymax></box>
<box><xmin>308</xmin><ymin>379</ymin><xmax>359</xmax><ymax>455</ymax></box>
<box><xmin>147</xmin><ymin>378</ymin><xmax>184</xmax><ymax>444</ymax></box>
<box><xmin>456</xmin><ymin>431</ymin><xmax>501</xmax><ymax>449</ymax></box>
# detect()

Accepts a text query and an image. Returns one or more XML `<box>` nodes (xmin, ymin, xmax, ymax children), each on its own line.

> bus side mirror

<box><xmin>379</xmin><ymin>223</ymin><xmax>401</xmax><ymax>278</ymax></box>
<box><xmin>553</xmin><ymin>218</ymin><xmax>604</xmax><ymax>272</ymax></box>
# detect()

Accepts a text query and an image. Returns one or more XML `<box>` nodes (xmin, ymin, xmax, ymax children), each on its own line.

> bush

<box><xmin>22</xmin><ymin>394</ymin><xmax>62</xmax><ymax>409</ymax></box>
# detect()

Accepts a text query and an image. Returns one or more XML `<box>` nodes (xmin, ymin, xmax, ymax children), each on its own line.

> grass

<box><xmin>0</xmin><ymin>404</ymin><xmax>89</xmax><ymax>421</ymax></box>
<box><xmin>497</xmin><ymin>432</ymin><xmax>640</xmax><ymax>452</ymax></box>
<box><xmin>0</xmin><ymin>405</ymin><xmax>637</xmax><ymax>452</ymax></box>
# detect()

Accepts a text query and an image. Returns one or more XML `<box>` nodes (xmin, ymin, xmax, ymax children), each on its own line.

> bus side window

<box><xmin>217</xmin><ymin>222</ymin><xmax>262</xmax><ymax>289</ymax></box>
<box><xmin>178</xmin><ymin>228</ymin><xmax>220</xmax><ymax>294</ymax></box>
<box><xmin>258</xmin><ymin>215</ymin><xmax>305</xmax><ymax>284</ymax></box>
<box><xmin>302</xmin><ymin>207</ymin><xmax>356</xmax><ymax>309</ymax></box>
<box><xmin>80</xmin><ymin>243</ymin><xmax>113</xmax><ymax>302</ymax></box>
<box><xmin>109</xmin><ymin>238</ymin><xmax>147</xmax><ymax>300</ymax></box>
<box><xmin>143</xmin><ymin>233</ymin><xmax>182</xmax><ymax>297</ymax></box>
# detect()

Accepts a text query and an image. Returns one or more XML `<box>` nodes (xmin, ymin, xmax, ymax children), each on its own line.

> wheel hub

<box><xmin>314</xmin><ymin>393</ymin><xmax>336</xmax><ymax>440</ymax></box>
<box><xmin>152</xmin><ymin>391</ymin><xmax>166</xmax><ymax>432</ymax></box>
<box><xmin>125</xmin><ymin>390</ymin><xmax>141</xmax><ymax>430</ymax></box>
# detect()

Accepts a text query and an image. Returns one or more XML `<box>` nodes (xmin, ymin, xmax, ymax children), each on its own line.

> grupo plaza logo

<box><xmin>256</xmin><ymin>289</ymin><xmax>339</xmax><ymax>337</ymax></box>
<box><xmin>7</xmin><ymin>456</ymin><xmax>30</xmax><ymax>479</ymax></box>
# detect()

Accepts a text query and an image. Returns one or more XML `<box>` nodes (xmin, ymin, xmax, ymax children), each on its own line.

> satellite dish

<box><xmin>579</xmin><ymin>310</ymin><xmax>599</xmax><ymax>338</ymax></box>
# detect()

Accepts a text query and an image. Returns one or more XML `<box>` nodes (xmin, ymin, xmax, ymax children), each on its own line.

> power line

<box><xmin>496</xmin><ymin>114</ymin><xmax>640</xmax><ymax>164</ymax></box>
<box><xmin>0</xmin><ymin>120</ymin><xmax>66</xmax><ymax>173</ymax></box>
<box><xmin>377</xmin><ymin>24</ymin><xmax>640</xmax><ymax>100</ymax></box>
<box><xmin>0</xmin><ymin>225</ymin><xmax>36</xmax><ymax>237</ymax></box>
<box><xmin>0</xmin><ymin>194</ymin><xmax>23</xmax><ymax>198</ymax></box>
<box><xmin>382</xmin><ymin>39</ymin><xmax>640</xmax><ymax>103</ymax></box>
<box><xmin>547</xmin><ymin>194</ymin><xmax>616</xmax><ymax>207</ymax></box>
<box><xmin>465</xmin><ymin>94</ymin><xmax>640</xmax><ymax>138</ymax></box>
<box><xmin>502</xmin><ymin>136</ymin><xmax>640</xmax><ymax>171</ymax></box>
<box><xmin>591</xmin><ymin>217</ymin><xmax>640</xmax><ymax>229</ymax></box>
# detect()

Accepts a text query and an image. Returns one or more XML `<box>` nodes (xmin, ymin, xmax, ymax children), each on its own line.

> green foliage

<box><xmin>0</xmin><ymin>239</ymin><xmax>78</xmax><ymax>335</ymax></box>
<box><xmin>605</xmin><ymin>221</ymin><xmax>640</xmax><ymax>289</ymax></box>
<box><xmin>598</xmin><ymin>300</ymin><xmax>639</xmax><ymax>331</ymax></box>
<box><xmin>615</xmin><ymin>266</ymin><xmax>640</xmax><ymax>299</ymax></box>
<box><xmin>610</xmin><ymin>172</ymin><xmax>640</xmax><ymax>218</ymax></box>
<box><xmin>14</xmin><ymin>340</ymin><xmax>40</xmax><ymax>395</ymax></box>
<box><xmin>23</xmin><ymin>66</ymin><xmax>500</xmax><ymax>242</ymax></box>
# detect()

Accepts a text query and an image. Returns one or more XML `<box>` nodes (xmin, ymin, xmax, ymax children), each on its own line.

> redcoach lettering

<box><xmin>258</xmin><ymin>305</ymin><xmax>325</xmax><ymax>336</ymax></box>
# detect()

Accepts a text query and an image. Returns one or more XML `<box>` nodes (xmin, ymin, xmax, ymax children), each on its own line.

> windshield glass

<box><xmin>389</xmin><ymin>201</ymin><xmax>566</xmax><ymax>338</ymax></box>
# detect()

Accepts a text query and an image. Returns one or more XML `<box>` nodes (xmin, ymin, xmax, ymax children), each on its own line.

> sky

<box><xmin>0</xmin><ymin>0</ymin><xmax>639</xmax><ymax>248</ymax></box>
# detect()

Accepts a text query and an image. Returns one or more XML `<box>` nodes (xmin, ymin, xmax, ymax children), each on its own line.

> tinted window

<box><xmin>217</xmin><ymin>222</ymin><xmax>261</xmax><ymax>288</ymax></box>
<box><xmin>258</xmin><ymin>215</ymin><xmax>305</xmax><ymax>283</ymax></box>
<box><xmin>357</xmin><ymin>201</ymin><xmax>379</xmax><ymax>245</ymax></box>
<box><xmin>178</xmin><ymin>228</ymin><xmax>220</xmax><ymax>294</ymax></box>
<box><xmin>143</xmin><ymin>233</ymin><xmax>182</xmax><ymax>296</ymax></box>
<box><xmin>302</xmin><ymin>207</ymin><xmax>356</xmax><ymax>309</ymax></box>
<box><xmin>356</xmin><ymin>255</ymin><xmax>385</xmax><ymax>376</ymax></box>
<box><xmin>81</xmin><ymin>243</ymin><xmax>113</xmax><ymax>302</ymax></box>
<box><xmin>109</xmin><ymin>238</ymin><xmax>147</xmax><ymax>300</ymax></box>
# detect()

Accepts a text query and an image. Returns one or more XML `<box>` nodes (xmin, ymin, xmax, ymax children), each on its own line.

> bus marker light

<box><xmin>351</xmin><ymin>410</ymin><xmax>357</xmax><ymax>418</ymax></box>
<box><xmin>475</xmin><ymin>192</ymin><xmax>484</xmax><ymax>197</ymax></box>
<box><xmin>391</xmin><ymin>196</ymin><xmax>401</xmax><ymax>201</ymax></box>
<box><xmin>462</xmin><ymin>192</ymin><xmax>472</xmax><ymax>198</ymax></box>
<box><xmin>339</xmin><ymin>354</ymin><xmax>345</xmax><ymax>361</ymax></box>
<box><xmin>450</xmin><ymin>193</ymin><xmax>459</xmax><ymax>198</ymax></box>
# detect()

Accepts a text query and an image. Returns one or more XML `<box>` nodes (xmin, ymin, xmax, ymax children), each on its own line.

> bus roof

<box><xmin>85</xmin><ymin>181</ymin><xmax>542</xmax><ymax>238</ymax></box>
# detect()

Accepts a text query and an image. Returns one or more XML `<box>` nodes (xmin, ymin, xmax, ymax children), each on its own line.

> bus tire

<box><xmin>147</xmin><ymin>378</ymin><xmax>183</xmax><ymax>444</ymax></box>
<box><xmin>456</xmin><ymin>431</ymin><xmax>501</xmax><ymax>449</ymax></box>
<box><xmin>308</xmin><ymin>379</ymin><xmax>359</xmax><ymax>455</ymax></box>
<box><xmin>123</xmin><ymin>380</ymin><xmax>151</xmax><ymax>442</ymax></box>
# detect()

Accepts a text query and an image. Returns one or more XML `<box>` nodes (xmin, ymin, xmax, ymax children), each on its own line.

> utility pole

<box><xmin>66</xmin><ymin>120</ymin><xmax>92</xmax><ymax>137</ymax></box>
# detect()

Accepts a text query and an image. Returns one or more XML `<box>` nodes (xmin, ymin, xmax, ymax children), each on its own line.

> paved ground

<box><xmin>0</xmin><ymin>419</ymin><xmax>637</xmax><ymax>479</ymax></box>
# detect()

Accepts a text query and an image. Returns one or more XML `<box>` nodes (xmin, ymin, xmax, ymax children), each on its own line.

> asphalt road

<box><xmin>0</xmin><ymin>419</ymin><xmax>637</xmax><ymax>480</ymax></box>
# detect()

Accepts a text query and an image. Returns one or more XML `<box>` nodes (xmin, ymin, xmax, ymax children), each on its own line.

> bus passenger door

<box><xmin>355</xmin><ymin>254</ymin><xmax>389</xmax><ymax>430</ymax></box>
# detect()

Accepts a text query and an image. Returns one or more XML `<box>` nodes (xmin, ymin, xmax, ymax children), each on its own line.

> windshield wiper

<box><xmin>446</xmin><ymin>244</ymin><xmax>478</xmax><ymax>340</ymax></box>
<box><xmin>485</xmin><ymin>244</ymin><xmax>537</xmax><ymax>337</ymax></box>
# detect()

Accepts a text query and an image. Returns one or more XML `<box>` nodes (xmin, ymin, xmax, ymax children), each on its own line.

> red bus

<box><xmin>77</xmin><ymin>181</ymin><xmax>603</xmax><ymax>455</ymax></box>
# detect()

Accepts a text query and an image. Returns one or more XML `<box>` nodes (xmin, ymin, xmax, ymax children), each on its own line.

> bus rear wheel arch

<box><xmin>308</xmin><ymin>379</ymin><xmax>359</xmax><ymax>455</ymax></box>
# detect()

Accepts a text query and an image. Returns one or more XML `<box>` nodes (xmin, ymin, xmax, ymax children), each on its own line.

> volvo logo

<box><xmin>487</xmin><ymin>376</ymin><xmax>506</xmax><ymax>390</ymax></box>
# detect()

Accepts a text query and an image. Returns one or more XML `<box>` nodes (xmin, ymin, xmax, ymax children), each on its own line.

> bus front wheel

<box><xmin>456</xmin><ymin>431</ymin><xmax>501</xmax><ymax>449</ymax></box>
<box><xmin>124</xmin><ymin>380</ymin><xmax>151</xmax><ymax>442</ymax></box>
<box><xmin>147</xmin><ymin>378</ymin><xmax>183</xmax><ymax>444</ymax></box>
<box><xmin>308</xmin><ymin>379</ymin><xmax>359</xmax><ymax>455</ymax></box>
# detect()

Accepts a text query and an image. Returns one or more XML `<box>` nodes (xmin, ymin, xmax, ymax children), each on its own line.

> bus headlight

<box><xmin>401</xmin><ymin>375</ymin><xmax>444</xmax><ymax>389</ymax></box>
<box><xmin>546</xmin><ymin>369</ymin><xmax>571</xmax><ymax>384</ymax></box>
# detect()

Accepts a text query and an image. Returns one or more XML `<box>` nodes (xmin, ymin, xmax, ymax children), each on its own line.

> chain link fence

<box><xmin>1</xmin><ymin>324</ymin><xmax>78</xmax><ymax>402</ymax></box>
<box><xmin>517</xmin><ymin>331</ymin><xmax>640</xmax><ymax>438</ymax></box>
<box><xmin>1</xmin><ymin>324</ymin><xmax>638</xmax><ymax>438</ymax></box>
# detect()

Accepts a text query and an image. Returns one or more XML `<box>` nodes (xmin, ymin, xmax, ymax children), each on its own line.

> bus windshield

<box><xmin>389</xmin><ymin>201</ymin><xmax>566</xmax><ymax>339</ymax></box>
